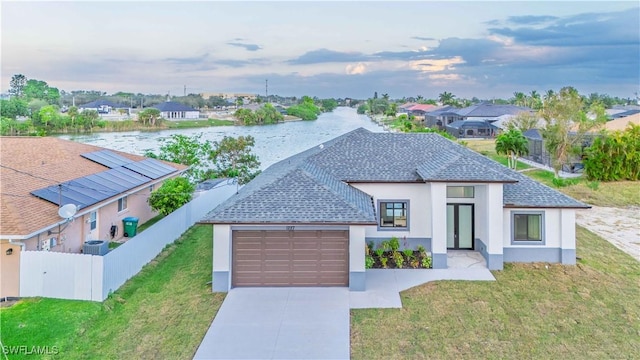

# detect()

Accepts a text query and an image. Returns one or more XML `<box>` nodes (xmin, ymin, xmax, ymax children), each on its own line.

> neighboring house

<box><xmin>445</xmin><ymin>120</ymin><xmax>499</xmax><ymax>138</ymax></box>
<box><xmin>406</xmin><ymin>104</ymin><xmax>438</xmax><ymax>119</ymax></box>
<box><xmin>78</xmin><ymin>100</ymin><xmax>129</xmax><ymax>114</ymax></box>
<box><xmin>0</xmin><ymin>137</ymin><xmax>187</xmax><ymax>298</ymax></box>
<box><xmin>153</xmin><ymin>101</ymin><xmax>200</xmax><ymax>120</ymax></box>
<box><xmin>424</xmin><ymin>105</ymin><xmax>461</xmax><ymax>128</ymax></box>
<box><xmin>199</xmin><ymin>128</ymin><xmax>588</xmax><ymax>292</ymax></box>
<box><xmin>453</xmin><ymin>102</ymin><xmax>533</xmax><ymax>122</ymax></box>
<box><xmin>607</xmin><ymin>109</ymin><xmax>640</xmax><ymax>120</ymax></box>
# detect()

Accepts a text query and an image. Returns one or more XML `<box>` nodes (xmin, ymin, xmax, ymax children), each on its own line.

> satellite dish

<box><xmin>58</xmin><ymin>204</ymin><xmax>78</xmax><ymax>219</ymax></box>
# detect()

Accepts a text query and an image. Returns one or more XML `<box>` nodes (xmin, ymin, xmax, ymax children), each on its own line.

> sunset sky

<box><xmin>2</xmin><ymin>1</ymin><xmax>638</xmax><ymax>99</ymax></box>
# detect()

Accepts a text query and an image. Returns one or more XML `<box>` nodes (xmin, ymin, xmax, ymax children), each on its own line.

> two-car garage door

<box><xmin>232</xmin><ymin>230</ymin><xmax>349</xmax><ymax>287</ymax></box>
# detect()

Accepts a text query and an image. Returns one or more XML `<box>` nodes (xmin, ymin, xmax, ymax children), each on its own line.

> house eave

<box><xmin>197</xmin><ymin>220</ymin><xmax>378</xmax><ymax>226</ymax></box>
<box><xmin>503</xmin><ymin>204</ymin><xmax>592</xmax><ymax>209</ymax></box>
<box><xmin>426</xmin><ymin>179</ymin><xmax>518</xmax><ymax>184</ymax></box>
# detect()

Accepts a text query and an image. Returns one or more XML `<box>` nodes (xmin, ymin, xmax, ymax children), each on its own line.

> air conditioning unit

<box><xmin>83</xmin><ymin>240</ymin><xmax>109</xmax><ymax>255</ymax></box>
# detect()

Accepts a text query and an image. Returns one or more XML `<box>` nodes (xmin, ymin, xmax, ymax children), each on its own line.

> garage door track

<box><xmin>193</xmin><ymin>288</ymin><xmax>350</xmax><ymax>360</ymax></box>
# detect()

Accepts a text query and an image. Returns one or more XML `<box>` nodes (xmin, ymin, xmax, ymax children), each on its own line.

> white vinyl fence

<box><xmin>19</xmin><ymin>182</ymin><xmax>237</xmax><ymax>301</ymax></box>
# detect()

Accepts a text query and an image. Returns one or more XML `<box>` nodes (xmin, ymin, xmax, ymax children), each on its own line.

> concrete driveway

<box><xmin>193</xmin><ymin>288</ymin><xmax>350</xmax><ymax>360</ymax></box>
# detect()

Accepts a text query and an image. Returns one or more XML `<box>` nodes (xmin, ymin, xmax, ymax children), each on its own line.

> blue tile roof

<box><xmin>201</xmin><ymin>128</ymin><xmax>588</xmax><ymax>224</ymax></box>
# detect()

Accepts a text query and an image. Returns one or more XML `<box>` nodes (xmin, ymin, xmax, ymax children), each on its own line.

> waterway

<box><xmin>59</xmin><ymin>107</ymin><xmax>384</xmax><ymax>169</ymax></box>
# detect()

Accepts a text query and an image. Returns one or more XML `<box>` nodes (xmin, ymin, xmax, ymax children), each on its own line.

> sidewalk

<box><xmin>517</xmin><ymin>158</ymin><xmax>582</xmax><ymax>178</ymax></box>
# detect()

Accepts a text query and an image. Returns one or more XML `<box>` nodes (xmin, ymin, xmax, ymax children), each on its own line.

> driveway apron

<box><xmin>193</xmin><ymin>288</ymin><xmax>350</xmax><ymax>360</ymax></box>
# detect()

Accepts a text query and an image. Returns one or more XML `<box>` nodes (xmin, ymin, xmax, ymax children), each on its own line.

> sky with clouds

<box><xmin>2</xmin><ymin>1</ymin><xmax>638</xmax><ymax>100</ymax></box>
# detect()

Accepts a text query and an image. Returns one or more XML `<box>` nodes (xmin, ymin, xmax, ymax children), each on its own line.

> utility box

<box><xmin>122</xmin><ymin>217</ymin><xmax>139</xmax><ymax>237</ymax></box>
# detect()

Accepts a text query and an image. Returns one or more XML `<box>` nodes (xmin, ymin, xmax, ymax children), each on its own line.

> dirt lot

<box><xmin>576</xmin><ymin>206</ymin><xmax>640</xmax><ymax>261</ymax></box>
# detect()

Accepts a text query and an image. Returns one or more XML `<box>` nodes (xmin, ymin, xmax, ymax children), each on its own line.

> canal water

<box><xmin>59</xmin><ymin>107</ymin><xmax>383</xmax><ymax>169</ymax></box>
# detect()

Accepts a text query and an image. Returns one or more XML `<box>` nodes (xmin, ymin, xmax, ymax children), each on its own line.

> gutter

<box><xmin>8</xmin><ymin>239</ymin><xmax>25</xmax><ymax>251</ymax></box>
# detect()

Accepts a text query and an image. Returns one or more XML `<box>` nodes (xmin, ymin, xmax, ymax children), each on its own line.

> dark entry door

<box><xmin>447</xmin><ymin>204</ymin><xmax>474</xmax><ymax>249</ymax></box>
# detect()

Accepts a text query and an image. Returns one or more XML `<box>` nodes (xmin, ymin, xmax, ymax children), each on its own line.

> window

<box><xmin>512</xmin><ymin>212</ymin><xmax>544</xmax><ymax>243</ymax></box>
<box><xmin>466</xmin><ymin>129</ymin><xmax>474</xmax><ymax>136</ymax></box>
<box><xmin>447</xmin><ymin>186</ymin><xmax>474</xmax><ymax>198</ymax></box>
<box><xmin>89</xmin><ymin>211</ymin><xmax>97</xmax><ymax>230</ymax></box>
<box><xmin>379</xmin><ymin>201</ymin><xmax>408</xmax><ymax>228</ymax></box>
<box><xmin>117</xmin><ymin>196</ymin><xmax>128</xmax><ymax>212</ymax></box>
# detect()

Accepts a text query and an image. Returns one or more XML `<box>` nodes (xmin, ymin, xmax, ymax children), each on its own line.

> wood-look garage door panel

<box><xmin>232</xmin><ymin>230</ymin><xmax>348</xmax><ymax>287</ymax></box>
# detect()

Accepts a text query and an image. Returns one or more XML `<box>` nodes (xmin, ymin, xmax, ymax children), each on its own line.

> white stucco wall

<box><xmin>350</xmin><ymin>183</ymin><xmax>431</xmax><ymax>239</ymax></box>
<box><xmin>213</xmin><ymin>224</ymin><xmax>231</xmax><ymax>273</ymax></box>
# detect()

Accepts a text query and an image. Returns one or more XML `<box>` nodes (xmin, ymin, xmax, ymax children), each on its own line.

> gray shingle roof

<box><xmin>454</xmin><ymin>103</ymin><xmax>532</xmax><ymax>117</ymax></box>
<box><xmin>201</xmin><ymin>128</ymin><xmax>588</xmax><ymax>224</ymax></box>
<box><xmin>153</xmin><ymin>101</ymin><xmax>198</xmax><ymax>112</ymax></box>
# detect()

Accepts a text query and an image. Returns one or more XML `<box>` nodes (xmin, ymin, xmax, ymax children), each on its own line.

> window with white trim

<box><xmin>117</xmin><ymin>196</ymin><xmax>128</xmax><ymax>212</ymax></box>
<box><xmin>512</xmin><ymin>212</ymin><xmax>544</xmax><ymax>244</ymax></box>
<box><xmin>379</xmin><ymin>201</ymin><xmax>409</xmax><ymax>228</ymax></box>
<box><xmin>89</xmin><ymin>211</ymin><xmax>97</xmax><ymax>230</ymax></box>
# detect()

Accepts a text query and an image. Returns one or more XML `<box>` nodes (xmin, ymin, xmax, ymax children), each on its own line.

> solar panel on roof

<box><xmin>30</xmin><ymin>167</ymin><xmax>150</xmax><ymax>209</ymax></box>
<box><xmin>81</xmin><ymin>150</ymin><xmax>131</xmax><ymax>168</ymax></box>
<box><xmin>124</xmin><ymin>159</ymin><xmax>176</xmax><ymax>179</ymax></box>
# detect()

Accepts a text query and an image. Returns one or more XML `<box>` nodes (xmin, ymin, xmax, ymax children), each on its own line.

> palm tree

<box><xmin>512</xmin><ymin>92</ymin><xmax>526</xmax><ymax>107</ymax></box>
<box><xmin>529</xmin><ymin>90</ymin><xmax>541</xmax><ymax>110</ymax></box>
<box><xmin>438</xmin><ymin>91</ymin><xmax>456</xmax><ymax>105</ymax></box>
<box><xmin>495</xmin><ymin>129</ymin><xmax>529</xmax><ymax>170</ymax></box>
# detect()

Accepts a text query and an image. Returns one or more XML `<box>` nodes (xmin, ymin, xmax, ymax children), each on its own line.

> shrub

<box><xmin>393</xmin><ymin>251</ymin><xmax>404</xmax><ymax>268</ymax></box>
<box><xmin>389</xmin><ymin>237</ymin><xmax>400</xmax><ymax>252</ymax></box>
<box><xmin>421</xmin><ymin>256</ymin><xmax>432</xmax><ymax>269</ymax></box>
<box><xmin>380</xmin><ymin>257</ymin><xmax>388</xmax><ymax>268</ymax></box>
<box><xmin>365</xmin><ymin>255</ymin><xmax>375</xmax><ymax>269</ymax></box>
<box><xmin>403</xmin><ymin>248</ymin><xmax>414</xmax><ymax>262</ymax></box>
<box><xmin>584</xmin><ymin>124</ymin><xmax>640</xmax><ymax>181</ymax></box>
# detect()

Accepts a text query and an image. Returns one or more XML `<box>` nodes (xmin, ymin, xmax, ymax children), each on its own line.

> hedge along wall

<box><xmin>584</xmin><ymin>124</ymin><xmax>640</xmax><ymax>181</ymax></box>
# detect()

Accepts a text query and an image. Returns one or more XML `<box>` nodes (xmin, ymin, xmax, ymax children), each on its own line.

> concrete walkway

<box><xmin>193</xmin><ymin>288</ymin><xmax>350</xmax><ymax>360</ymax></box>
<box><xmin>351</xmin><ymin>252</ymin><xmax>495</xmax><ymax>309</ymax></box>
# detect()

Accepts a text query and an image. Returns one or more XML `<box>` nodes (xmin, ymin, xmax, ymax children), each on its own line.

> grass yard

<box><xmin>351</xmin><ymin>226</ymin><xmax>640</xmax><ymax>359</ymax></box>
<box><xmin>0</xmin><ymin>225</ymin><xmax>224</xmax><ymax>360</ymax></box>
<box><xmin>166</xmin><ymin>118</ymin><xmax>235</xmax><ymax>129</ymax></box>
<box><xmin>463</xmin><ymin>139</ymin><xmax>640</xmax><ymax>207</ymax></box>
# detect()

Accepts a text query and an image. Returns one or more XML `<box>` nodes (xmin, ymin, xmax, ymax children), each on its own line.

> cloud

<box><xmin>226</xmin><ymin>42</ymin><xmax>262</xmax><ymax>51</ymax></box>
<box><xmin>345</xmin><ymin>63</ymin><xmax>367</xmax><ymax>75</ymax></box>
<box><xmin>411</xmin><ymin>36</ymin><xmax>436</xmax><ymax>41</ymax></box>
<box><xmin>504</xmin><ymin>15</ymin><xmax>558</xmax><ymax>25</ymax></box>
<box><xmin>215</xmin><ymin>58</ymin><xmax>269</xmax><ymax>68</ymax></box>
<box><xmin>287</xmin><ymin>49</ymin><xmax>371</xmax><ymax>65</ymax></box>
<box><xmin>164</xmin><ymin>53</ymin><xmax>209</xmax><ymax>65</ymax></box>
<box><xmin>488</xmin><ymin>8</ymin><xmax>639</xmax><ymax>47</ymax></box>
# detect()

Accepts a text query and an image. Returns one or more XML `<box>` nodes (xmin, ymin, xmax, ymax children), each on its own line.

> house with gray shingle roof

<box><xmin>200</xmin><ymin>128</ymin><xmax>589</xmax><ymax>292</ymax></box>
<box><xmin>152</xmin><ymin>101</ymin><xmax>200</xmax><ymax>120</ymax></box>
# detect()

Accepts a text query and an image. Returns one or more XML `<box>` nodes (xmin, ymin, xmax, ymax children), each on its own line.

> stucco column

<box><xmin>349</xmin><ymin>225</ymin><xmax>366</xmax><ymax>291</ymax></box>
<box><xmin>430</xmin><ymin>183</ymin><xmax>447</xmax><ymax>268</ymax></box>
<box><xmin>560</xmin><ymin>209</ymin><xmax>576</xmax><ymax>264</ymax></box>
<box><xmin>212</xmin><ymin>224</ymin><xmax>231</xmax><ymax>292</ymax></box>
<box><xmin>484</xmin><ymin>183</ymin><xmax>504</xmax><ymax>270</ymax></box>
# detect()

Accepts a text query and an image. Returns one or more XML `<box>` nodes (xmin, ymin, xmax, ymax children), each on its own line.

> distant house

<box><xmin>406</xmin><ymin>104</ymin><xmax>438</xmax><ymax>118</ymax></box>
<box><xmin>0</xmin><ymin>137</ymin><xmax>187</xmax><ymax>298</ymax></box>
<box><xmin>424</xmin><ymin>105</ymin><xmax>461</xmax><ymax>128</ymax></box>
<box><xmin>78</xmin><ymin>100</ymin><xmax>129</xmax><ymax>114</ymax></box>
<box><xmin>153</xmin><ymin>101</ymin><xmax>200</xmax><ymax>120</ymax></box>
<box><xmin>445</xmin><ymin>120</ymin><xmax>498</xmax><ymax>138</ymax></box>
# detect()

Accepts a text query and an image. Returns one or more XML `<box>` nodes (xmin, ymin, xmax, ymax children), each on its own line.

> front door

<box><xmin>447</xmin><ymin>204</ymin><xmax>474</xmax><ymax>249</ymax></box>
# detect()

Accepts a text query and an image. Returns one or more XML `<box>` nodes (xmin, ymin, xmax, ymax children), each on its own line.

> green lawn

<box><xmin>351</xmin><ymin>226</ymin><xmax>640</xmax><ymax>359</ymax></box>
<box><xmin>0</xmin><ymin>225</ymin><xmax>225</xmax><ymax>359</ymax></box>
<box><xmin>165</xmin><ymin>118</ymin><xmax>235</xmax><ymax>129</ymax></box>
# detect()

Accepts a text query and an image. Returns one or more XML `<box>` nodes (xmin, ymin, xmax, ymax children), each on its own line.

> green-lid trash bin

<box><xmin>122</xmin><ymin>217</ymin><xmax>139</xmax><ymax>237</ymax></box>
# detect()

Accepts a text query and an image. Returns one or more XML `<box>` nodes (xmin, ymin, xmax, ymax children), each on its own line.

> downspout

<box><xmin>8</xmin><ymin>239</ymin><xmax>25</xmax><ymax>251</ymax></box>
